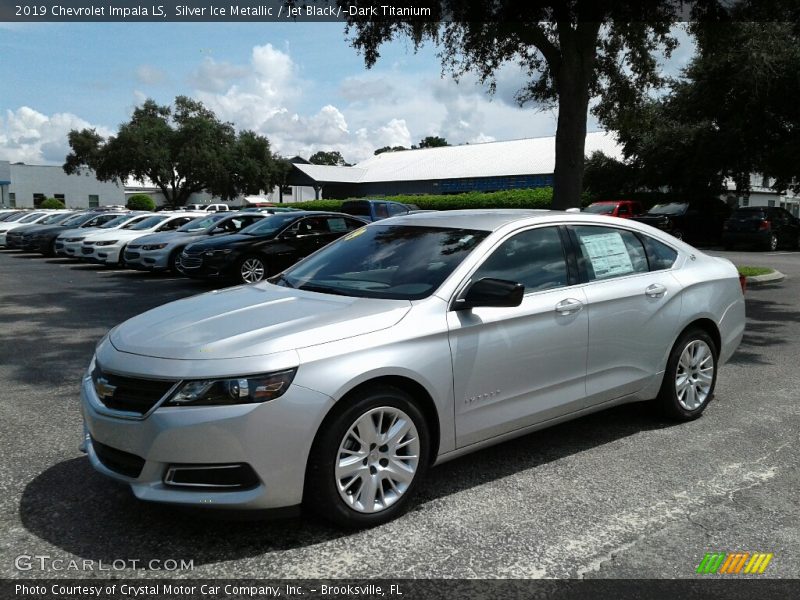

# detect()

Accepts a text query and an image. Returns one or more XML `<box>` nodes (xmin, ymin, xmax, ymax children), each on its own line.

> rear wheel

<box><xmin>304</xmin><ymin>386</ymin><xmax>430</xmax><ymax>528</ymax></box>
<box><xmin>657</xmin><ymin>328</ymin><xmax>718</xmax><ymax>421</ymax></box>
<box><xmin>237</xmin><ymin>254</ymin><xmax>267</xmax><ymax>284</ymax></box>
<box><xmin>764</xmin><ymin>233</ymin><xmax>778</xmax><ymax>251</ymax></box>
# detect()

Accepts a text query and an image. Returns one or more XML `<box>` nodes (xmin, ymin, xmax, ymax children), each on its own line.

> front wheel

<box><xmin>236</xmin><ymin>254</ymin><xmax>267</xmax><ymax>284</ymax></box>
<box><xmin>304</xmin><ymin>386</ymin><xmax>430</xmax><ymax>528</ymax></box>
<box><xmin>657</xmin><ymin>328</ymin><xmax>718</xmax><ymax>421</ymax></box>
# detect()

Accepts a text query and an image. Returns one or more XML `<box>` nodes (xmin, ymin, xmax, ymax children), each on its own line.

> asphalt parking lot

<box><xmin>0</xmin><ymin>248</ymin><xmax>798</xmax><ymax>579</ymax></box>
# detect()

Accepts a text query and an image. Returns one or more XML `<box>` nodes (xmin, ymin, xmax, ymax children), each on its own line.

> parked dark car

<box><xmin>178</xmin><ymin>211</ymin><xmax>367</xmax><ymax>283</ymax></box>
<box><xmin>4</xmin><ymin>212</ymin><xmax>76</xmax><ymax>249</ymax></box>
<box><xmin>26</xmin><ymin>211</ymin><xmax>120</xmax><ymax>256</ymax></box>
<box><xmin>722</xmin><ymin>206</ymin><xmax>800</xmax><ymax>251</ymax></box>
<box><xmin>631</xmin><ymin>199</ymin><xmax>730</xmax><ymax>245</ymax></box>
<box><xmin>340</xmin><ymin>199</ymin><xmax>419</xmax><ymax>222</ymax></box>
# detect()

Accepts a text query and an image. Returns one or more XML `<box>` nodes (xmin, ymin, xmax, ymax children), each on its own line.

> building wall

<box><xmin>1</xmin><ymin>162</ymin><xmax>125</xmax><ymax>208</ymax></box>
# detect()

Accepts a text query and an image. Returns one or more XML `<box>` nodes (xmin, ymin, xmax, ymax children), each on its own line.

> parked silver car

<box><xmin>123</xmin><ymin>212</ymin><xmax>265</xmax><ymax>272</ymax></box>
<box><xmin>80</xmin><ymin>210</ymin><xmax>745</xmax><ymax>527</ymax></box>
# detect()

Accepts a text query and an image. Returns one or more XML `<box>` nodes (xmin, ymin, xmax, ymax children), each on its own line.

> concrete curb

<box><xmin>746</xmin><ymin>270</ymin><xmax>785</xmax><ymax>286</ymax></box>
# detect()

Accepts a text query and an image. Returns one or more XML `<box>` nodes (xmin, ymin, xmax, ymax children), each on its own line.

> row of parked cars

<box><xmin>0</xmin><ymin>200</ymin><xmax>421</xmax><ymax>284</ymax></box>
<box><xmin>584</xmin><ymin>199</ymin><xmax>800</xmax><ymax>251</ymax></box>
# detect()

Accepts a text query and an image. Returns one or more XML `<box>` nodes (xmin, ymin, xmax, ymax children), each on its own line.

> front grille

<box><xmin>54</xmin><ymin>242</ymin><xmax>64</xmax><ymax>249</ymax></box>
<box><xmin>127</xmin><ymin>244</ymin><xmax>142</xmax><ymax>250</ymax></box>
<box><xmin>91</xmin><ymin>366</ymin><xmax>177</xmax><ymax>415</ymax></box>
<box><xmin>92</xmin><ymin>438</ymin><xmax>145</xmax><ymax>478</ymax></box>
<box><xmin>81</xmin><ymin>247</ymin><xmax>94</xmax><ymax>255</ymax></box>
<box><xmin>180</xmin><ymin>252</ymin><xmax>202</xmax><ymax>268</ymax></box>
<box><xmin>125</xmin><ymin>251</ymin><xmax>140</xmax><ymax>260</ymax></box>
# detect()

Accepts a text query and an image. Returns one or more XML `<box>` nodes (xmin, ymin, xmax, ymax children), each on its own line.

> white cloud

<box><xmin>135</xmin><ymin>64</ymin><xmax>167</xmax><ymax>85</ymax></box>
<box><xmin>0</xmin><ymin>107</ymin><xmax>112</xmax><ymax>164</ymax></box>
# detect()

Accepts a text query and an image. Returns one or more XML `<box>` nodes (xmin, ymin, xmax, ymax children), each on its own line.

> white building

<box><xmin>0</xmin><ymin>161</ymin><xmax>125</xmax><ymax>209</ymax></box>
<box><xmin>725</xmin><ymin>175</ymin><xmax>800</xmax><ymax>217</ymax></box>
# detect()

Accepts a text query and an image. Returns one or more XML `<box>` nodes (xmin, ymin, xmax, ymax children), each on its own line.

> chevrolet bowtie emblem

<box><xmin>94</xmin><ymin>377</ymin><xmax>117</xmax><ymax>399</ymax></box>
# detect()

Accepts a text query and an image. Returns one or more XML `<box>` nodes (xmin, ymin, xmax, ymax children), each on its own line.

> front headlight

<box><xmin>204</xmin><ymin>248</ymin><xmax>233</xmax><ymax>256</ymax></box>
<box><xmin>143</xmin><ymin>243</ymin><xmax>168</xmax><ymax>250</ymax></box>
<box><xmin>164</xmin><ymin>369</ymin><xmax>297</xmax><ymax>407</ymax></box>
<box><xmin>94</xmin><ymin>240</ymin><xmax>118</xmax><ymax>246</ymax></box>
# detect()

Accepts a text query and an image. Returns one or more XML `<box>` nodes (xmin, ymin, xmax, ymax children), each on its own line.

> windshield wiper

<box><xmin>269</xmin><ymin>273</ymin><xmax>295</xmax><ymax>288</ymax></box>
<box><xmin>297</xmin><ymin>283</ymin><xmax>350</xmax><ymax>296</ymax></box>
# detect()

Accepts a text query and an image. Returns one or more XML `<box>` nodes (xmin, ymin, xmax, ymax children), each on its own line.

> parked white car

<box><xmin>57</xmin><ymin>213</ymin><xmax>152</xmax><ymax>258</ymax></box>
<box><xmin>78</xmin><ymin>212</ymin><xmax>205</xmax><ymax>265</ymax></box>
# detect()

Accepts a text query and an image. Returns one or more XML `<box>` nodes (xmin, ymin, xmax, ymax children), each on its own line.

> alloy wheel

<box><xmin>769</xmin><ymin>234</ymin><xmax>778</xmax><ymax>251</ymax></box>
<box><xmin>335</xmin><ymin>406</ymin><xmax>420</xmax><ymax>514</ymax></box>
<box><xmin>240</xmin><ymin>257</ymin><xmax>265</xmax><ymax>283</ymax></box>
<box><xmin>675</xmin><ymin>340</ymin><xmax>714</xmax><ymax>411</ymax></box>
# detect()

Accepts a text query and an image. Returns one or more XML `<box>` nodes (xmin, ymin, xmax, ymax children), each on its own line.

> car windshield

<box><xmin>278</xmin><ymin>225</ymin><xmax>489</xmax><ymax>300</ymax></box>
<box><xmin>98</xmin><ymin>215</ymin><xmax>136</xmax><ymax>228</ymax></box>
<box><xmin>730</xmin><ymin>209</ymin><xmax>766</xmax><ymax>220</ymax></box>
<box><xmin>341</xmin><ymin>202</ymin><xmax>371</xmax><ymax>216</ymax></box>
<box><xmin>178</xmin><ymin>213</ymin><xmax>227</xmax><ymax>232</ymax></box>
<box><xmin>126</xmin><ymin>215</ymin><xmax>169</xmax><ymax>230</ymax></box>
<box><xmin>39</xmin><ymin>213</ymin><xmax>72</xmax><ymax>224</ymax></box>
<box><xmin>647</xmin><ymin>203</ymin><xmax>688</xmax><ymax>216</ymax></box>
<box><xmin>240</xmin><ymin>213</ymin><xmax>301</xmax><ymax>235</ymax></box>
<box><xmin>19</xmin><ymin>212</ymin><xmax>46</xmax><ymax>223</ymax></box>
<box><xmin>59</xmin><ymin>213</ymin><xmax>91</xmax><ymax>227</ymax></box>
<box><xmin>584</xmin><ymin>204</ymin><xmax>616</xmax><ymax>214</ymax></box>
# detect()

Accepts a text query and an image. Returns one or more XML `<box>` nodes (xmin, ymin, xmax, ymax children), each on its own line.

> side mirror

<box><xmin>453</xmin><ymin>278</ymin><xmax>524</xmax><ymax>311</ymax></box>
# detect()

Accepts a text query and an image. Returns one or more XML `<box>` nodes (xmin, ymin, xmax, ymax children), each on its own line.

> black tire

<box><xmin>657</xmin><ymin>328</ymin><xmax>718</xmax><ymax>421</ymax></box>
<box><xmin>304</xmin><ymin>385</ymin><xmax>431</xmax><ymax>529</ymax></box>
<box><xmin>168</xmin><ymin>247</ymin><xmax>184</xmax><ymax>273</ymax></box>
<box><xmin>236</xmin><ymin>254</ymin><xmax>267</xmax><ymax>284</ymax></box>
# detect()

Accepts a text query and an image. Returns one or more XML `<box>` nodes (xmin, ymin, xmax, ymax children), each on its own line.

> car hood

<box><xmin>110</xmin><ymin>283</ymin><xmax>412</xmax><ymax>360</ymax></box>
<box><xmin>186</xmin><ymin>233</ymin><xmax>258</xmax><ymax>251</ymax></box>
<box><xmin>86</xmin><ymin>229</ymin><xmax>160</xmax><ymax>241</ymax></box>
<box><xmin>131</xmin><ymin>231</ymin><xmax>199</xmax><ymax>246</ymax></box>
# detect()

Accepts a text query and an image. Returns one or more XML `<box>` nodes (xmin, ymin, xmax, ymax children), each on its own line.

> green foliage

<box><xmin>416</xmin><ymin>136</ymin><xmax>449</xmax><ymax>149</ymax></box>
<box><xmin>608</xmin><ymin>16</ymin><xmax>800</xmax><ymax>196</ymax></box>
<box><xmin>309</xmin><ymin>150</ymin><xmax>348</xmax><ymax>166</ymax></box>
<box><xmin>290</xmin><ymin>188</ymin><xmax>554</xmax><ymax>212</ymax></box>
<box><xmin>374</xmin><ymin>146</ymin><xmax>409</xmax><ymax>155</ymax></box>
<box><xmin>344</xmin><ymin>1</ymin><xmax>681</xmax><ymax>208</ymax></box>
<box><xmin>737</xmin><ymin>266</ymin><xmax>773</xmax><ymax>278</ymax></box>
<box><xmin>583</xmin><ymin>151</ymin><xmax>639</xmax><ymax>201</ymax></box>
<box><xmin>126</xmin><ymin>194</ymin><xmax>156</xmax><ymax>211</ymax></box>
<box><xmin>40</xmin><ymin>198</ymin><xmax>66</xmax><ymax>209</ymax></box>
<box><xmin>64</xmin><ymin>96</ymin><xmax>278</xmax><ymax>207</ymax></box>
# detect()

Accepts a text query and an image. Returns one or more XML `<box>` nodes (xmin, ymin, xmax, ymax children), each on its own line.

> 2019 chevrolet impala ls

<box><xmin>81</xmin><ymin>210</ymin><xmax>745</xmax><ymax>528</ymax></box>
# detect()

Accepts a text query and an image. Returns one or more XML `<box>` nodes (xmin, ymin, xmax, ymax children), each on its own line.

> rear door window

<box><xmin>572</xmin><ymin>226</ymin><xmax>649</xmax><ymax>281</ymax></box>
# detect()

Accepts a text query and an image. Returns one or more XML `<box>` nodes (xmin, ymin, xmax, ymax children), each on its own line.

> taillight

<box><xmin>759</xmin><ymin>220</ymin><xmax>771</xmax><ymax>231</ymax></box>
<box><xmin>739</xmin><ymin>273</ymin><xmax>747</xmax><ymax>294</ymax></box>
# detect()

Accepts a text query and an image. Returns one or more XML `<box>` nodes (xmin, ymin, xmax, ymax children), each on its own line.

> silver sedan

<box><xmin>80</xmin><ymin>210</ymin><xmax>745</xmax><ymax>528</ymax></box>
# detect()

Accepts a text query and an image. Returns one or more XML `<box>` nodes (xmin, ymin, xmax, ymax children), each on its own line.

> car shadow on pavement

<box><xmin>727</xmin><ymin>296</ymin><xmax>800</xmax><ymax>366</ymax></box>
<box><xmin>19</xmin><ymin>402</ymin><xmax>671</xmax><ymax>568</ymax></box>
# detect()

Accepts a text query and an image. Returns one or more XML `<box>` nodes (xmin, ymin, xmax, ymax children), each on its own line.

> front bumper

<box><xmin>80</xmin><ymin>368</ymin><xmax>333</xmax><ymax>509</ymax></box>
<box><xmin>80</xmin><ymin>244</ymin><xmax>124</xmax><ymax>265</ymax></box>
<box><xmin>177</xmin><ymin>253</ymin><xmax>234</xmax><ymax>279</ymax></box>
<box><xmin>124</xmin><ymin>248</ymin><xmax>170</xmax><ymax>271</ymax></box>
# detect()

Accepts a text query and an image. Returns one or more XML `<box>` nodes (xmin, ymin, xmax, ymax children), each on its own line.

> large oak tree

<box><xmin>341</xmin><ymin>0</ymin><xmax>684</xmax><ymax>208</ymax></box>
<box><xmin>64</xmin><ymin>96</ymin><xmax>278</xmax><ymax>207</ymax></box>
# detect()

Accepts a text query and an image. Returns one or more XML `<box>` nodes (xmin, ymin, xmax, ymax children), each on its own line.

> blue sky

<box><xmin>0</xmin><ymin>22</ymin><xmax>695</xmax><ymax>165</ymax></box>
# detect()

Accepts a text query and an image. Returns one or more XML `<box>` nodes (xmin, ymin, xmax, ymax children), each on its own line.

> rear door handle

<box><xmin>555</xmin><ymin>298</ymin><xmax>584</xmax><ymax>315</ymax></box>
<box><xmin>645</xmin><ymin>283</ymin><xmax>667</xmax><ymax>298</ymax></box>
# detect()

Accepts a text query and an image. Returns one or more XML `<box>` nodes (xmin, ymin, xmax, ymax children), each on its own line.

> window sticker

<box><xmin>328</xmin><ymin>218</ymin><xmax>348</xmax><ymax>232</ymax></box>
<box><xmin>581</xmin><ymin>232</ymin><xmax>634</xmax><ymax>278</ymax></box>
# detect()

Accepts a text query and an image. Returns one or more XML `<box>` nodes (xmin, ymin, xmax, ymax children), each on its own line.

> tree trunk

<box><xmin>552</xmin><ymin>69</ymin><xmax>591</xmax><ymax>210</ymax></box>
<box><xmin>551</xmin><ymin>22</ymin><xmax>599</xmax><ymax>210</ymax></box>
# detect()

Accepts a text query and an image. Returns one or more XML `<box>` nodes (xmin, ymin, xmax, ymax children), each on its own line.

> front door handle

<box><xmin>645</xmin><ymin>283</ymin><xmax>667</xmax><ymax>298</ymax></box>
<box><xmin>555</xmin><ymin>298</ymin><xmax>584</xmax><ymax>315</ymax></box>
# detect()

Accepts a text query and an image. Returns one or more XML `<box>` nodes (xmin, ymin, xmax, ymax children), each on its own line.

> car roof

<box><xmin>376</xmin><ymin>209</ymin><xmax>558</xmax><ymax>231</ymax></box>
